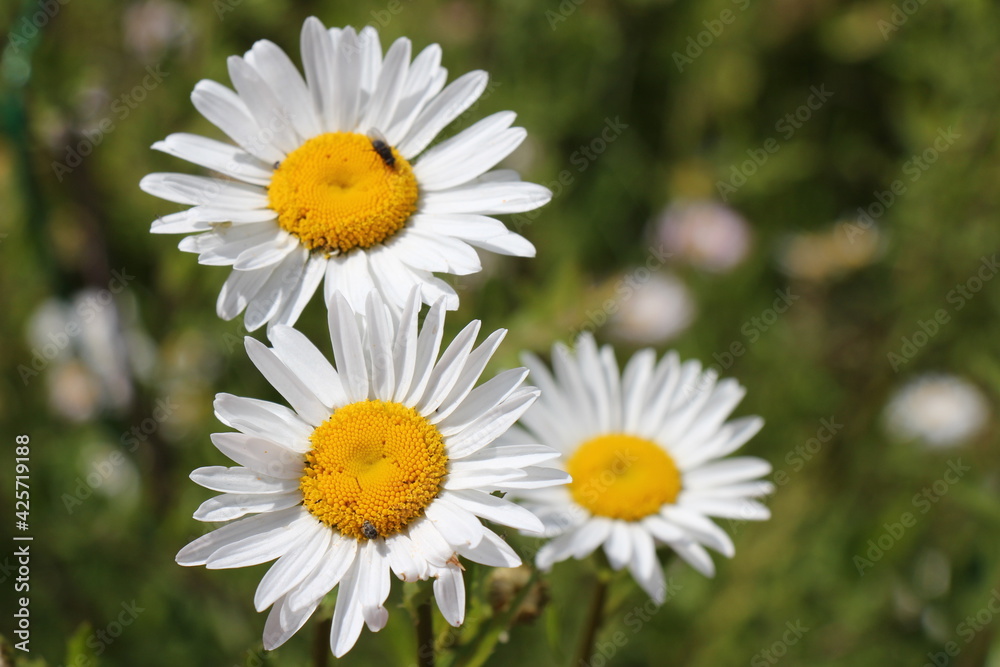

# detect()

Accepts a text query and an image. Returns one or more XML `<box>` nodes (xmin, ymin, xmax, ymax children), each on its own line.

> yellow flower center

<box><xmin>566</xmin><ymin>433</ymin><xmax>681</xmax><ymax>521</ymax></box>
<box><xmin>268</xmin><ymin>132</ymin><xmax>418</xmax><ymax>254</ymax></box>
<box><xmin>300</xmin><ymin>400</ymin><xmax>448</xmax><ymax>540</ymax></box>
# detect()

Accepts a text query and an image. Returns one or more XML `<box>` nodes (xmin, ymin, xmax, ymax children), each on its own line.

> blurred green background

<box><xmin>2</xmin><ymin>0</ymin><xmax>1000</xmax><ymax>665</ymax></box>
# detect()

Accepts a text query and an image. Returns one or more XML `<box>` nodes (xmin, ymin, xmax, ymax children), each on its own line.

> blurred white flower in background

<box><xmin>606</xmin><ymin>273</ymin><xmax>696</xmax><ymax>345</ymax></box>
<box><xmin>778</xmin><ymin>220</ymin><xmax>885</xmax><ymax>282</ymax></box>
<box><xmin>654</xmin><ymin>200</ymin><xmax>752</xmax><ymax>273</ymax></box>
<box><xmin>883</xmin><ymin>374</ymin><xmax>989</xmax><ymax>448</ymax></box>
<box><xmin>123</xmin><ymin>0</ymin><xmax>193</xmax><ymax>62</ymax></box>
<box><xmin>26</xmin><ymin>289</ymin><xmax>155</xmax><ymax>421</ymax></box>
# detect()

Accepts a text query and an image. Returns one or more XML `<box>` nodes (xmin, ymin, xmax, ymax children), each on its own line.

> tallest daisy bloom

<box><xmin>141</xmin><ymin>18</ymin><xmax>549</xmax><ymax>330</ymax></box>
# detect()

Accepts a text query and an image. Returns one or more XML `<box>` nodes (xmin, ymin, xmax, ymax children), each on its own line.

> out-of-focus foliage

<box><xmin>1</xmin><ymin>0</ymin><xmax>999</xmax><ymax>665</ymax></box>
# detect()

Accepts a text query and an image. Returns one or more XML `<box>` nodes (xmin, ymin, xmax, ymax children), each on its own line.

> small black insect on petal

<box><xmin>362</xmin><ymin>520</ymin><xmax>379</xmax><ymax>540</ymax></box>
<box><xmin>367</xmin><ymin>129</ymin><xmax>396</xmax><ymax>169</ymax></box>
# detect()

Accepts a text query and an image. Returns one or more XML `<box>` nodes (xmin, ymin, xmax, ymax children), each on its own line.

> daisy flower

<box><xmin>142</xmin><ymin>17</ymin><xmax>549</xmax><ymax>331</ymax></box>
<box><xmin>511</xmin><ymin>334</ymin><xmax>772</xmax><ymax>602</ymax></box>
<box><xmin>176</xmin><ymin>288</ymin><xmax>568</xmax><ymax>656</ymax></box>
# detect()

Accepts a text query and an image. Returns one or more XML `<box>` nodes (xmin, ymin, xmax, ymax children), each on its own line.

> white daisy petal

<box><xmin>214</xmin><ymin>393</ymin><xmax>314</xmax><ymax>449</ymax></box>
<box><xmin>209</xmin><ymin>432</ymin><xmax>304</xmax><ymax>479</ymax></box>
<box><xmin>438</xmin><ymin>368</ymin><xmax>529</xmax><ymax>435</ymax></box>
<box><xmin>384</xmin><ymin>532</ymin><xmax>426</xmax><ymax>582</ymax></box>
<box><xmin>286</xmin><ymin>535</ymin><xmax>357</xmax><ymax>611</ymax></box>
<box><xmin>206</xmin><ymin>511</ymin><xmax>315</xmax><ymax>569</ymax></box>
<box><xmin>604</xmin><ymin>521</ymin><xmax>634</xmax><ymax>570</ymax></box>
<box><xmin>244</xmin><ymin>337</ymin><xmax>330</xmax><ymax>425</ymax></box>
<box><xmin>233</xmin><ymin>232</ymin><xmax>299</xmax><ymax>270</ymax></box>
<box><xmin>359</xmin><ymin>540</ymin><xmax>391</xmax><ymax>631</ymax></box>
<box><xmin>270</xmin><ymin>253</ymin><xmax>327</xmax><ymax>329</ymax></box>
<box><xmin>445</xmin><ymin>388</ymin><xmax>539</xmax><ymax>458</ymax></box>
<box><xmin>447</xmin><ymin>488</ymin><xmax>544</xmax><ymax>533</ymax></box>
<box><xmin>433</xmin><ymin>565</ymin><xmax>466</xmax><ymax>627</ymax></box>
<box><xmin>176</xmin><ymin>507</ymin><xmax>303</xmax><ymax>566</ymax></box>
<box><xmin>254</xmin><ymin>523</ymin><xmax>331</xmax><ymax>611</ymax></box>
<box><xmin>424</xmin><ymin>495</ymin><xmax>486</xmax><ymax>548</ymax></box>
<box><xmin>331</xmin><ymin>27</ymin><xmax>362</xmax><ymax>131</ymax></box>
<box><xmin>227</xmin><ymin>55</ymin><xmax>299</xmax><ymax>153</ymax></box>
<box><xmin>661</xmin><ymin>506</ymin><xmax>735</xmax><ymax>557</ymax></box>
<box><xmin>330</xmin><ymin>558</ymin><xmax>366</xmax><ymax>657</ymax></box>
<box><xmin>301</xmin><ymin>17</ymin><xmax>337</xmax><ymax>133</ymax></box>
<box><xmin>683</xmin><ymin>457</ymin><xmax>773</xmax><ymax>489</ymax></box>
<box><xmin>496</xmin><ymin>466</ymin><xmax>571</xmax><ymax>490</ymax></box>
<box><xmin>190</xmin><ymin>79</ymin><xmax>284</xmax><ymax>163</ymax></box>
<box><xmin>569</xmin><ymin>516</ymin><xmax>613</xmax><ymax>558</ymax></box>
<box><xmin>244</xmin><ymin>39</ymin><xmax>322</xmax><ymax>140</ymax></box>
<box><xmin>454</xmin><ymin>529</ymin><xmax>521</xmax><ymax>568</ymax></box>
<box><xmin>328</xmin><ymin>292</ymin><xmax>370</xmax><ymax>402</ymax></box>
<box><xmin>263</xmin><ymin>593</ymin><xmax>321</xmax><ymax>650</ymax></box>
<box><xmin>140</xmin><ymin>173</ymin><xmax>269</xmax><ymax>209</ymax></box>
<box><xmin>152</xmin><ymin>133</ymin><xmax>273</xmax><ymax>185</ymax></box>
<box><xmin>428</xmin><ymin>329</ymin><xmax>506</xmax><ymax>424</ymax></box>
<box><xmin>536</xmin><ymin>529</ymin><xmax>583</xmax><ymax>570</ymax></box>
<box><xmin>194</xmin><ymin>491</ymin><xmax>302</xmax><ymax>522</ymax></box>
<box><xmin>243</xmin><ymin>249</ymin><xmax>308</xmax><ymax>331</ymax></box>
<box><xmin>396</xmin><ymin>70</ymin><xmax>488</xmax><ymax>158</ymax></box>
<box><xmin>677</xmin><ymin>496</ymin><xmax>771</xmax><ymax>521</ymax></box>
<box><xmin>417</xmin><ymin>320</ymin><xmax>480</xmax><ymax>416</ymax></box>
<box><xmin>268</xmin><ymin>325</ymin><xmax>347</xmax><ymax>409</ymax></box>
<box><xmin>406</xmin><ymin>517</ymin><xmax>453</xmax><ymax>567</ymax></box>
<box><xmin>461</xmin><ymin>231</ymin><xmax>536</xmax><ymax>258</ymax></box>
<box><xmin>404</xmin><ymin>298</ymin><xmax>446</xmax><ymax>406</ymax></box>
<box><xmin>365</xmin><ymin>293</ymin><xmax>397</xmax><ymax>400</ymax></box>
<box><xmin>360</xmin><ymin>37</ymin><xmax>411</xmax><ymax>135</ymax></box>
<box><xmin>217</xmin><ymin>267</ymin><xmax>275</xmax><ymax>321</ymax></box>
<box><xmin>190</xmin><ymin>466</ymin><xmax>300</xmax><ymax>495</ymax></box>
<box><xmin>415</xmin><ymin>115</ymin><xmax>526</xmax><ymax>191</ymax></box>
<box><xmin>391</xmin><ymin>288</ymin><xmax>421</xmax><ymax>402</ymax></box>
<box><xmin>671</xmin><ymin>539</ymin><xmax>716</xmax><ymax>577</ymax></box>
<box><xmin>420</xmin><ymin>181</ymin><xmax>552</xmax><ymax>216</ymax></box>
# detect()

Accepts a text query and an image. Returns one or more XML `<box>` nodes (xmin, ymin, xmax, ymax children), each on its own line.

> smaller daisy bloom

<box><xmin>176</xmin><ymin>288</ymin><xmax>569</xmax><ymax>656</ymax></box>
<box><xmin>141</xmin><ymin>17</ymin><xmax>549</xmax><ymax>332</ymax></box>
<box><xmin>511</xmin><ymin>334</ymin><xmax>772</xmax><ymax>602</ymax></box>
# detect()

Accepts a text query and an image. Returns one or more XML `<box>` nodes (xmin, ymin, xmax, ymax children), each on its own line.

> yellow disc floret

<box><xmin>268</xmin><ymin>132</ymin><xmax>418</xmax><ymax>254</ymax></box>
<box><xmin>566</xmin><ymin>433</ymin><xmax>681</xmax><ymax>521</ymax></box>
<box><xmin>300</xmin><ymin>400</ymin><xmax>448</xmax><ymax>539</ymax></box>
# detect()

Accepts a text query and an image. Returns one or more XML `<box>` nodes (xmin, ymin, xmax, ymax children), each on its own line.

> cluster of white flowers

<box><xmin>144</xmin><ymin>18</ymin><xmax>773</xmax><ymax>658</ymax></box>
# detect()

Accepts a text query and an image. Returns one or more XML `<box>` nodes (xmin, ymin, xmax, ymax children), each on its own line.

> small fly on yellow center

<box><xmin>299</xmin><ymin>400</ymin><xmax>448</xmax><ymax>540</ymax></box>
<box><xmin>267</xmin><ymin>131</ymin><xmax>418</xmax><ymax>256</ymax></box>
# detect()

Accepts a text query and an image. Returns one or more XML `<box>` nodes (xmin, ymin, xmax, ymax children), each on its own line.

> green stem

<box><xmin>456</xmin><ymin>569</ymin><xmax>541</xmax><ymax>667</ymax></box>
<box><xmin>572</xmin><ymin>574</ymin><xmax>610</xmax><ymax>667</ymax></box>
<box><xmin>416</xmin><ymin>597</ymin><xmax>435</xmax><ymax>667</ymax></box>
<box><xmin>312</xmin><ymin>617</ymin><xmax>331</xmax><ymax>667</ymax></box>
